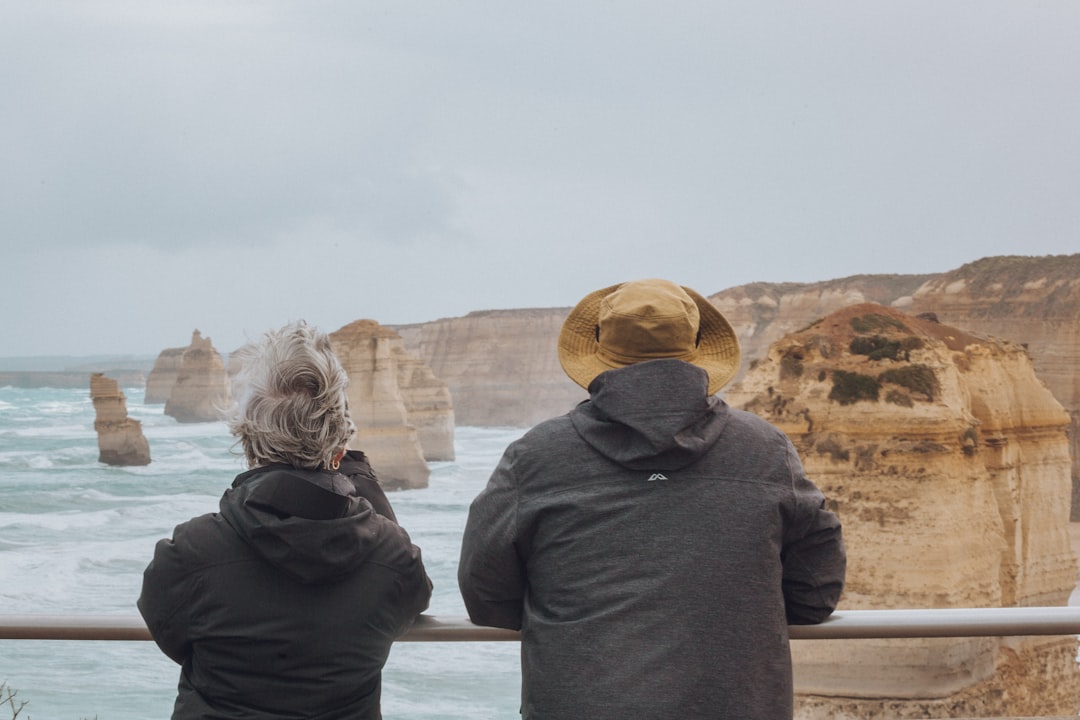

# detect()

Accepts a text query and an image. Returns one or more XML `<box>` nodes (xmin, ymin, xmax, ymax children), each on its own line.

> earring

<box><xmin>330</xmin><ymin>458</ymin><xmax>341</xmax><ymax>471</ymax></box>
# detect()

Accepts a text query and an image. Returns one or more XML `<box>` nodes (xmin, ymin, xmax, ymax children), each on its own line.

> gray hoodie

<box><xmin>139</xmin><ymin>463</ymin><xmax>431</xmax><ymax>720</ymax></box>
<box><xmin>459</xmin><ymin>359</ymin><xmax>845</xmax><ymax>720</ymax></box>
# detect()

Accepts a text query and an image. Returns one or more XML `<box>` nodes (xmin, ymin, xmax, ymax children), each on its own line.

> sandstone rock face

<box><xmin>392</xmin><ymin>255</ymin><xmax>1080</xmax><ymax>515</ymax></box>
<box><xmin>724</xmin><ymin>303</ymin><xmax>1080</xmax><ymax>719</ymax></box>
<box><xmin>163</xmin><ymin>331</ymin><xmax>232</xmax><ymax>423</ymax></box>
<box><xmin>90</xmin><ymin>373</ymin><xmax>150</xmax><ymax>466</ymax></box>
<box><xmin>329</xmin><ymin>320</ymin><xmax>450</xmax><ymax>490</ymax></box>
<box><xmin>710</xmin><ymin>255</ymin><xmax>1080</xmax><ymax>515</ymax></box>
<box><xmin>394</xmin><ymin>308</ymin><xmax>585</xmax><ymax>428</ymax></box>
<box><xmin>144</xmin><ymin>346</ymin><xmax>186</xmax><ymax>403</ymax></box>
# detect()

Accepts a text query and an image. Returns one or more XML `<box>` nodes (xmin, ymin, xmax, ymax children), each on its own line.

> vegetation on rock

<box><xmin>829</xmin><ymin>370</ymin><xmax>881</xmax><ymax>405</ymax></box>
<box><xmin>850</xmin><ymin>313</ymin><xmax>909</xmax><ymax>334</ymax></box>
<box><xmin>849</xmin><ymin>335</ymin><xmax>924</xmax><ymax>362</ymax></box>
<box><xmin>880</xmin><ymin>364</ymin><xmax>939</xmax><ymax>401</ymax></box>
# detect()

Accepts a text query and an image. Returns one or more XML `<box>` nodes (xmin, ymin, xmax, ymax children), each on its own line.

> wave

<box><xmin>0</xmin><ymin>408</ymin><xmax>525</xmax><ymax>719</ymax></box>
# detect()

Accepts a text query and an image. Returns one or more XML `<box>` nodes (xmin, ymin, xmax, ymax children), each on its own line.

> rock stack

<box><xmin>330</xmin><ymin>319</ymin><xmax>454</xmax><ymax>490</ymax></box>
<box><xmin>725</xmin><ymin>303</ymin><xmax>1080</xmax><ymax>719</ymax></box>
<box><xmin>163</xmin><ymin>330</ymin><xmax>232</xmax><ymax>423</ymax></box>
<box><xmin>144</xmin><ymin>344</ymin><xmax>186</xmax><ymax>404</ymax></box>
<box><xmin>90</xmin><ymin>373</ymin><xmax>151</xmax><ymax>466</ymax></box>
<box><xmin>394</xmin><ymin>308</ymin><xmax>585</xmax><ymax>427</ymax></box>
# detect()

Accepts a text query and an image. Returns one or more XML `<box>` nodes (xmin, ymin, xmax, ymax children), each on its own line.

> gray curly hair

<box><xmin>227</xmin><ymin>320</ymin><xmax>356</xmax><ymax>470</ymax></box>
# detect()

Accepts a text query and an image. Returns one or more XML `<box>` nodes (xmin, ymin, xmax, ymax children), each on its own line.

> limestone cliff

<box><xmin>724</xmin><ymin>303</ymin><xmax>1079</xmax><ymax>719</ymax></box>
<box><xmin>394</xmin><ymin>308</ymin><xmax>585</xmax><ymax>427</ymax></box>
<box><xmin>163</xmin><ymin>331</ymin><xmax>232</xmax><ymax>423</ymax></box>
<box><xmin>393</xmin><ymin>351</ymin><xmax>456</xmax><ymax>462</ymax></box>
<box><xmin>90</xmin><ymin>373</ymin><xmax>151</xmax><ymax>466</ymax></box>
<box><xmin>393</xmin><ymin>255</ymin><xmax>1080</xmax><ymax>515</ymax></box>
<box><xmin>144</xmin><ymin>345</ymin><xmax>186</xmax><ymax>403</ymax></box>
<box><xmin>711</xmin><ymin>255</ymin><xmax>1080</xmax><ymax>514</ymax></box>
<box><xmin>329</xmin><ymin>320</ymin><xmax>453</xmax><ymax>490</ymax></box>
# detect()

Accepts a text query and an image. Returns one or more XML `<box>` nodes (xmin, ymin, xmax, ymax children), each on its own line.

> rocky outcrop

<box><xmin>163</xmin><ymin>331</ymin><xmax>232</xmax><ymax>423</ymax></box>
<box><xmin>144</xmin><ymin>345</ymin><xmax>186</xmax><ymax>403</ymax></box>
<box><xmin>394</xmin><ymin>349</ymin><xmax>456</xmax><ymax>462</ymax></box>
<box><xmin>724</xmin><ymin>303</ymin><xmax>1080</xmax><ymax>719</ymax></box>
<box><xmin>394</xmin><ymin>308</ymin><xmax>585</xmax><ymax>427</ymax></box>
<box><xmin>90</xmin><ymin>373</ymin><xmax>150</xmax><ymax>466</ymax></box>
<box><xmin>329</xmin><ymin>320</ymin><xmax>451</xmax><ymax>490</ymax></box>
<box><xmin>394</xmin><ymin>255</ymin><xmax>1080</xmax><ymax>514</ymax></box>
<box><xmin>711</xmin><ymin>255</ymin><xmax>1080</xmax><ymax>515</ymax></box>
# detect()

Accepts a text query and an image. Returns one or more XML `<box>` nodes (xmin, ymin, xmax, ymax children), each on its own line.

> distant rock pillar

<box><xmin>164</xmin><ymin>330</ymin><xmax>232</xmax><ymax>423</ymax></box>
<box><xmin>330</xmin><ymin>320</ymin><xmax>435</xmax><ymax>490</ymax></box>
<box><xmin>395</xmin><ymin>349</ymin><xmax>456</xmax><ymax>462</ymax></box>
<box><xmin>144</xmin><ymin>345</ymin><xmax>186</xmax><ymax>404</ymax></box>
<box><xmin>90</xmin><ymin>373</ymin><xmax>151</xmax><ymax>466</ymax></box>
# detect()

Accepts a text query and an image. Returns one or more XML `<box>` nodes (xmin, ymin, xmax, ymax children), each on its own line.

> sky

<box><xmin>2</xmin><ymin>1</ymin><xmax>1078</xmax><ymax>358</ymax></box>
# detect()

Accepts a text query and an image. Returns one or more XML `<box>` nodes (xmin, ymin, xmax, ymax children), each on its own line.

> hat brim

<box><xmin>558</xmin><ymin>282</ymin><xmax>741</xmax><ymax>395</ymax></box>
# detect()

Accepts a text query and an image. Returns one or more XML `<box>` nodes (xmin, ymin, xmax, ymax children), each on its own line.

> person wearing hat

<box><xmin>458</xmin><ymin>278</ymin><xmax>845</xmax><ymax>720</ymax></box>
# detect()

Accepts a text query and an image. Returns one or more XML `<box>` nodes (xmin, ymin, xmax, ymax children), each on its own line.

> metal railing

<box><xmin>3</xmin><ymin>606</ymin><xmax>1080</xmax><ymax>642</ymax></box>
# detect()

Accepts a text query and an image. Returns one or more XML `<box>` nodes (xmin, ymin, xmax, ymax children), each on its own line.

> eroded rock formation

<box><xmin>163</xmin><ymin>330</ymin><xmax>232</xmax><ymax>423</ymax></box>
<box><xmin>90</xmin><ymin>373</ymin><xmax>151</xmax><ymax>466</ymax></box>
<box><xmin>394</xmin><ymin>308</ymin><xmax>585</xmax><ymax>427</ymax></box>
<box><xmin>394</xmin><ymin>348</ymin><xmax>456</xmax><ymax>462</ymax></box>
<box><xmin>394</xmin><ymin>255</ymin><xmax>1080</xmax><ymax>515</ymax></box>
<box><xmin>711</xmin><ymin>255</ymin><xmax>1080</xmax><ymax>514</ymax></box>
<box><xmin>329</xmin><ymin>320</ymin><xmax>454</xmax><ymax>490</ymax></box>
<box><xmin>144</xmin><ymin>345</ymin><xmax>186</xmax><ymax>404</ymax></box>
<box><xmin>724</xmin><ymin>303</ymin><xmax>1080</xmax><ymax>719</ymax></box>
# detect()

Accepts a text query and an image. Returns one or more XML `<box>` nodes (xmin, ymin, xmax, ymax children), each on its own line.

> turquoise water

<box><xmin>0</xmin><ymin>385</ymin><xmax>524</xmax><ymax>719</ymax></box>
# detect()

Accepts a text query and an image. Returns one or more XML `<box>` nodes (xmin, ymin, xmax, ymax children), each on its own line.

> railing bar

<box><xmin>3</xmin><ymin>608</ymin><xmax>1080</xmax><ymax>642</ymax></box>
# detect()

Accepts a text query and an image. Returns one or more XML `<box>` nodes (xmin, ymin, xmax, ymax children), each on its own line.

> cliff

<box><xmin>90</xmin><ymin>373</ymin><xmax>151</xmax><ymax>466</ymax></box>
<box><xmin>163</xmin><ymin>331</ymin><xmax>232</xmax><ymax>423</ymax></box>
<box><xmin>144</xmin><ymin>345</ymin><xmax>186</xmax><ymax>403</ymax></box>
<box><xmin>394</xmin><ymin>308</ymin><xmax>585</xmax><ymax>427</ymax></box>
<box><xmin>724</xmin><ymin>303</ymin><xmax>1079</xmax><ymax>719</ymax></box>
<box><xmin>395</xmin><ymin>254</ymin><xmax>1080</xmax><ymax>513</ymax></box>
<box><xmin>329</xmin><ymin>320</ymin><xmax>454</xmax><ymax>490</ymax></box>
<box><xmin>712</xmin><ymin>255</ymin><xmax>1080</xmax><ymax>516</ymax></box>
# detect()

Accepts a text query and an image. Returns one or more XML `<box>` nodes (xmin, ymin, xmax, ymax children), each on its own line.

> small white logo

<box><xmin>646</xmin><ymin>473</ymin><xmax>668</xmax><ymax>482</ymax></box>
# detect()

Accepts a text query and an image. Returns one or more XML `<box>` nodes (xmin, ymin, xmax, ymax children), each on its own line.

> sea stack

<box><xmin>725</xmin><ymin>303</ymin><xmax>1080</xmax><ymax>719</ymax></box>
<box><xmin>163</xmin><ymin>330</ymin><xmax>232</xmax><ymax>423</ymax></box>
<box><xmin>90</xmin><ymin>373</ymin><xmax>151</xmax><ymax>466</ymax></box>
<box><xmin>393</xmin><ymin>307</ymin><xmax>585</xmax><ymax>428</ymax></box>
<box><xmin>144</xmin><ymin>344</ymin><xmax>186</xmax><ymax>404</ymax></box>
<box><xmin>329</xmin><ymin>320</ymin><xmax>450</xmax><ymax>490</ymax></box>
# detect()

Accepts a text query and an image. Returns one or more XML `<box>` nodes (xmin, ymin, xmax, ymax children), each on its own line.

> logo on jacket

<box><xmin>646</xmin><ymin>473</ymin><xmax>668</xmax><ymax>482</ymax></box>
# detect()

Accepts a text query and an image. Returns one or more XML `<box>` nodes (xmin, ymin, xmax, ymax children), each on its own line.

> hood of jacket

<box><xmin>570</xmin><ymin>359</ymin><xmax>729</xmax><ymax>471</ymax></box>
<box><xmin>218</xmin><ymin>464</ymin><xmax>385</xmax><ymax>585</ymax></box>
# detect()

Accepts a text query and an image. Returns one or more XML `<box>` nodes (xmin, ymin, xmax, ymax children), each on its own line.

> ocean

<box><xmin>0</xmin><ymin>384</ymin><xmax>525</xmax><ymax>719</ymax></box>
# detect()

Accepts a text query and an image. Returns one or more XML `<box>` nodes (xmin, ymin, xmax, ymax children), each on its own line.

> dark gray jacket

<box><xmin>139</xmin><ymin>459</ymin><xmax>431</xmax><ymax>720</ymax></box>
<box><xmin>458</xmin><ymin>359</ymin><xmax>845</xmax><ymax>720</ymax></box>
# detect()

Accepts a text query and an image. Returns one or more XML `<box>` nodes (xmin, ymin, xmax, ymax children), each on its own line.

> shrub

<box><xmin>879</xmin><ymin>364</ymin><xmax>939</xmax><ymax>401</ymax></box>
<box><xmin>885</xmin><ymin>389</ymin><xmax>914</xmax><ymax>407</ymax></box>
<box><xmin>829</xmin><ymin>370</ymin><xmax>880</xmax><ymax>405</ymax></box>
<box><xmin>851</xmin><ymin>314</ymin><xmax>908</xmax><ymax>334</ymax></box>
<box><xmin>2</xmin><ymin>681</ymin><xmax>28</xmax><ymax>719</ymax></box>
<box><xmin>780</xmin><ymin>352</ymin><xmax>804</xmax><ymax>379</ymax></box>
<box><xmin>849</xmin><ymin>335</ymin><xmax>924</xmax><ymax>361</ymax></box>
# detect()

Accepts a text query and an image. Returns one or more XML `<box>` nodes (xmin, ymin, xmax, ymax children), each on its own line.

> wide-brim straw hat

<box><xmin>558</xmin><ymin>278</ymin><xmax>741</xmax><ymax>395</ymax></box>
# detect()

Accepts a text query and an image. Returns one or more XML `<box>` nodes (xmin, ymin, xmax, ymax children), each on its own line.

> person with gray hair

<box><xmin>139</xmin><ymin>320</ymin><xmax>431</xmax><ymax>720</ymax></box>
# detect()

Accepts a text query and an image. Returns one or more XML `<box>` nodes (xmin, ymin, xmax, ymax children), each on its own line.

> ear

<box><xmin>333</xmin><ymin>448</ymin><xmax>347</xmax><ymax>464</ymax></box>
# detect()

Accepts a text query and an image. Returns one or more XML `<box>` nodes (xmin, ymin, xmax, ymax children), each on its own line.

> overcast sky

<box><xmin>3</xmin><ymin>1</ymin><xmax>1078</xmax><ymax>358</ymax></box>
